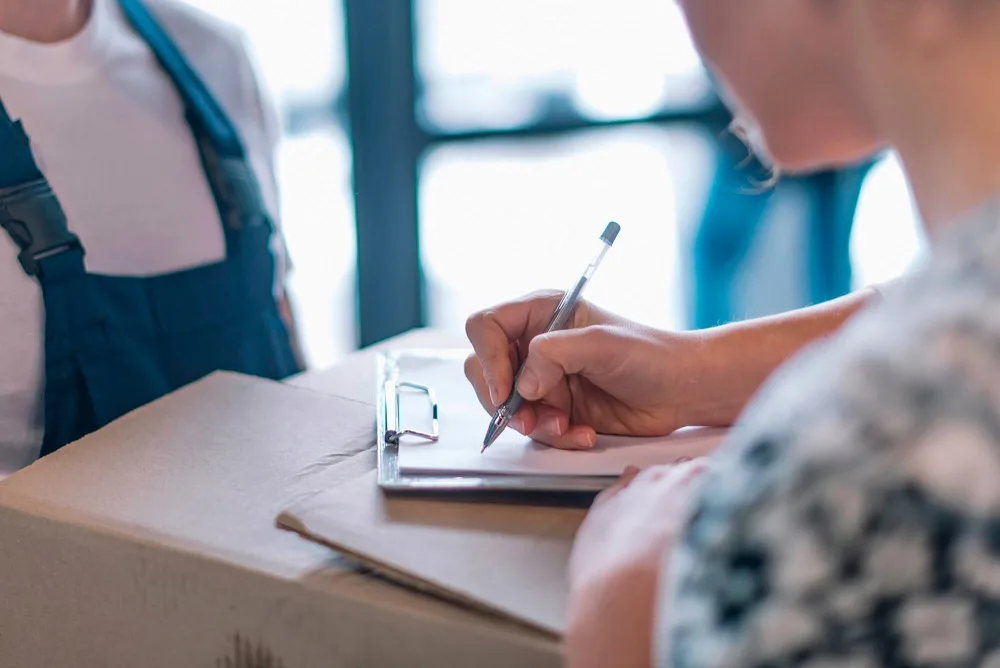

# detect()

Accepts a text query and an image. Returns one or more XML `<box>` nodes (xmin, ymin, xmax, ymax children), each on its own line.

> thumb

<box><xmin>516</xmin><ymin>326</ymin><xmax>614</xmax><ymax>401</ymax></box>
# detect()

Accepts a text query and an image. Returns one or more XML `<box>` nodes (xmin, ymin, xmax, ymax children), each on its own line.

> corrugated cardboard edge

<box><xmin>0</xmin><ymin>493</ymin><xmax>562</xmax><ymax>667</ymax></box>
<box><xmin>275</xmin><ymin>510</ymin><xmax>561</xmax><ymax>640</ymax></box>
<box><xmin>0</xmin><ymin>487</ymin><xmax>336</xmax><ymax>585</ymax></box>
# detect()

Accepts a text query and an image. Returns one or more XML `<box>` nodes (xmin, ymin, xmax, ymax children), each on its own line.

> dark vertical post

<box><xmin>343</xmin><ymin>0</ymin><xmax>425</xmax><ymax>347</ymax></box>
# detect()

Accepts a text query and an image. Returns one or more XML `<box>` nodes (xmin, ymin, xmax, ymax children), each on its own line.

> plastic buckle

<box><xmin>196</xmin><ymin>132</ymin><xmax>267</xmax><ymax>231</ymax></box>
<box><xmin>220</xmin><ymin>158</ymin><xmax>267</xmax><ymax>229</ymax></box>
<box><xmin>0</xmin><ymin>180</ymin><xmax>84</xmax><ymax>277</ymax></box>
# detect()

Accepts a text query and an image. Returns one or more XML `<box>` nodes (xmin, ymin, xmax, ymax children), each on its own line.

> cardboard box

<box><xmin>0</xmin><ymin>371</ymin><xmax>559</xmax><ymax>667</ymax></box>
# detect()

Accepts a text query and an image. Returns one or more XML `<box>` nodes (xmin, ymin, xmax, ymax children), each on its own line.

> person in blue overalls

<box><xmin>0</xmin><ymin>0</ymin><xmax>302</xmax><ymax>476</ymax></box>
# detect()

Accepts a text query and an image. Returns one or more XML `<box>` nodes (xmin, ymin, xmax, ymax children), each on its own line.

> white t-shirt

<box><xmin>0</xmin><ymin>0</ymin><xmax>288</xmax><ymax>476</ymax></box>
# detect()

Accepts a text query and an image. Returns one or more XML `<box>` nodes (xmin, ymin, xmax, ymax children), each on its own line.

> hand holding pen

<box><xmin>480</xmin><ymin>223</ymin><xmax>621</xmax><ymax>452</ymax></box>
<box><xmin>466</xmin><ymin>221</ymin><xmax>710</xmax><ymax>453</ymax></box>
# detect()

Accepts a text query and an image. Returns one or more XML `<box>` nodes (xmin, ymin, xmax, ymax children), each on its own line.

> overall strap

<box><xmin>117</xmin><ymin>0</ymin><xmax>242</xmax><ymax>158</ymax></box>
<box><xmin>117</xmin><ymin>0</ymin><xmax>269</xmax><ymax>234</ymax></box>
<box><xmin>0</xmin><ymin>100</ymin><xmax>84</xmax><ymax>278</ymax></box>
<box><xmin>0</xmin><ymin>99</ymin><xmax>43</xmax><ymax>187</ymax></box>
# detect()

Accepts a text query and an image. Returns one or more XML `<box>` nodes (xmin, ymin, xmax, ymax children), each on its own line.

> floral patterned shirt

<box><xmin>658</xmin><ymin>197</ymin><xmax>1000</xmax><ymax>667</ymax></box>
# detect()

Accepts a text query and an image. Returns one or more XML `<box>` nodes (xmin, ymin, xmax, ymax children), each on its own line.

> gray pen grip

<box><xmin>505</xmin><ymin>370</ymin><xmax>526</xmax><ymax>416</ymax></box>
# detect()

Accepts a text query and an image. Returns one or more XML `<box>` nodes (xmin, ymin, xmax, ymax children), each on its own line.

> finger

<box><xmin>680</xmin><ymin>456</ymin><xmax>709</xmax><ymax>473</ymax></box>
<box><xmin>533</xmin><ymin>404</ymin><xmax>568</xmax><ymax>437</ymax></box>
<box><xmin>524</xmin><ymin>404</ymin><xmax>596</xmax><ymax>449</ymax></box>
<box><xmin>464</xmin><ymin>353</ymin><xmax>496</xmax><ymax>414</ymax></box>
<box><xmin>465</xmin><ymin>354</ymin><xmax>539</xmax><ymax>434</ymax></box>
<box><xmin>637</xmin><ymin>463</ymin><xmax>685</xmax><ymax>484</ymax></box>
<box><xmin>633</xmin><ymin>458</ymin><xmax>706</xmax><ymax>487</ymax></box>
<box><xmin>465</xmin><ymin>315</ymin><xmax>514</xmax><ymax>406</ymax></box>
<box><xmin>511</xmin><ymin>405</ymin><xmax>537</xmax><ymax>435</ymax></box>
<box><xmin>619</xmin><ymin>465</ymin><xmax>641</xmax><ymax>485</ymax></box>
<box><xmin>669</xmin><ymin>457</ymin><xmax>709</xmax><ymax>483</ymax></box>
<box><xmin>528</xmin><ymin>423</ymin><xmax>597</xmax><ymax>450</ymax></box>
<box><xmin>603</xmin><ymin>466</ymin><xmax>641</xmax><ymax>498</ymax></box>
<box><xmin>592</xmin><ymin>465</ymin><xmax>640</xmax><ymax>507</ymax></box>
<box><xmin>625</xmin><ymin>459</ymin><xmax>708</xmax><ymax>514</ymax></box>
<box><xmin>516</xmin><ymin>326</ymin><xmax>618</xmax><ymax>401</ymax></box>
<box><xmin>465</xmin><ymin>292</ymin><xmax>563</xmax><ymax>404</ymax></box>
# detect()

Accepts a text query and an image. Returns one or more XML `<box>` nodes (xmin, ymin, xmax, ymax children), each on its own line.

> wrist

<box><xmin>666</xmin><ymin>323</ymin><xmax>771</xmax><ymax>428</ymax></box>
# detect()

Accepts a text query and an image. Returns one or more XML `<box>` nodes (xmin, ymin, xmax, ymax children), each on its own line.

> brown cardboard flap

<box><xmin>0</xmin><ymin>371</ymin><xmax>377</xmax><ymax>579</ymax></box>
<box><xmin>278</xmin><ymin>471</ymin><xmax>587</xmax><ymax>637</ymax></box>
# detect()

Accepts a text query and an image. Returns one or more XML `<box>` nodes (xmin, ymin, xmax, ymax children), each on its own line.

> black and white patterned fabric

<box><xmin>657</xmin><ymin>197</ymin><xmax>1000</xmax><ymax>667</ymax></box>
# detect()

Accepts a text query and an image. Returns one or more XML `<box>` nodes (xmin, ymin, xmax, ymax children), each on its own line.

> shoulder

<box><xmin>135</xmin><ymin>0</ymin><xmax>275</xmax><ymax>141</ymax></box>
<box><xmin>657</xmin><ymin>238</ymin><xmax>1000</xmax><ymax>666</ymax></box>
<box><xmin>129</xmin><ymin>0</ymin><xmax>283</xmax><ymax>216</ymax></box>
<box><xmin>140</xmin><ymin>0</ymin><xmax>250</xmax><ymax>68</ymax></box>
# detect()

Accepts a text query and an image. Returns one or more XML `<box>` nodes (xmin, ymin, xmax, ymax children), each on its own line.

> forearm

<box><xmin>683</xmin><ymin>286</ymin><xmax>882</xmax><ymax>427</ymax></box>
<box><xmin>566</xmin><ymin>567</ymin><xmax>658</xmax><ymax>668</ymax></box>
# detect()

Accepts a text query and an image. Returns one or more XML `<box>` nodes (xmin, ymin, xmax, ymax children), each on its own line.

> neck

<box><xmin>888</xmin><ymin>46</ymin><xmax>1000</xmax><ymax>235</ymax></box>
<box><xmin>0</xmin><ymin>0</ymin><xmax>92</xmax><ymax>43</ymax></box>
<box><xmin>898</xmin><ymin>122</ymin><xmax>1000</xmax><ymax>236</ymax></box>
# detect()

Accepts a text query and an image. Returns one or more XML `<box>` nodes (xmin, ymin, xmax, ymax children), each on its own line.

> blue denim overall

<box><xmin>0</xmin><ymin>0</ymin><xmax>299</xmax><ymax>458</ymax></box>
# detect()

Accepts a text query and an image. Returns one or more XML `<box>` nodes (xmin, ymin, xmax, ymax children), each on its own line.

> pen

<box><xmin>481</xmin><ymin>221</ymin><xmax>621</xmax><ymax>453</ymax></box>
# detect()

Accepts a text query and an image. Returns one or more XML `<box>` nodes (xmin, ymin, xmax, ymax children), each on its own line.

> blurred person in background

<box><xmin>466</xmin><ymin>1</ymin><xmax>1000</xmax><ymax>666</ymax></box>
<box><xmin>0</xmin><ymin>0</ymin><xmax>302</xmax><ymax>476</ymax></box>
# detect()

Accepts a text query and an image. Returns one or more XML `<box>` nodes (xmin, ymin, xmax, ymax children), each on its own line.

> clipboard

<box><xmin>376</xmin><ymin>349</ymin><xmax>726</xmax><ymax>494</ymax></box>
<box><xmin>377</xmin><ymin>349</ymin><xmax>618</xmax><ymax>494</ymax></box>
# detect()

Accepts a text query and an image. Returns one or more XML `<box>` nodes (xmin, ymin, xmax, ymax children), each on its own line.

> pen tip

<box><xmin>601</xmin><ymin>222</ymin><xmax>621</xmax><ymax>246</ymax></box>
<box><xmin>482</xmin><ymin>422</ymin><xmax>500</xmax><ymax>453</ymax></box>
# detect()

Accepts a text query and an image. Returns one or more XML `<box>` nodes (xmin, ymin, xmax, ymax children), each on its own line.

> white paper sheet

<box><xmin>393</xmin><ymin>354</ymin><xmax>728</xmax><ymax>477</ymax></box>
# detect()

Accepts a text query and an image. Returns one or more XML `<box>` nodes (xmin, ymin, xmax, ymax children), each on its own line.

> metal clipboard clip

<box><xmin>383</xmin><ymin>380</ymin><xmax>440</xmax><ymax>446</ymax></box>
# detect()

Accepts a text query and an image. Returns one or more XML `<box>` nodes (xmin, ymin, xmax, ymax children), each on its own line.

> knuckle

<box><xmin>526</xmin><ymin>333</ymin><xmax>550</xmax><ymax>360</ymax></box>
<box><xmin>589</xmin><ymin>324</ymin><xmax>618</xmax><ymax>341</ymax></box>
<box><xmin>464</xmin><ymin>311</ymin><xmax>486</xmax><ymax>340</ymax></box>
<box><xmin>586</xmin><ymin>324</ymin><xmax>624</xmax><ymax>349</ymax></box>
<box><xmin>463</xmin><ymin>353</ymin><xmax>480</xmax><ymax>381</ymax></box>
<box><xmin>518</xmin><ymin>289</ymin><xmax>564</xmax><ymax>315</ymax></box>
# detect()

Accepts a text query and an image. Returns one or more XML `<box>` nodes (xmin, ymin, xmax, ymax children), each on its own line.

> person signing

<box><xmin>466</xmin><ymin>1</ymin><xmax>1000</xmax><ymax>665</ymax></box>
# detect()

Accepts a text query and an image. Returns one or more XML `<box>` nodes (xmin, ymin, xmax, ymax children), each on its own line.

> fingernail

<box><xmin>620</xmin><ymin>466</ymin><xmax>640</xmax><ymax>484</ymax></box>
<box><xmin>489</xmin><ymin>383</ymin><xmax>499</xmax><ymax>406</ymax></box>
<box><xmin>517</xmin><ymin>370</ymin><xmax>539</xmax><ymax>399</ymax></box>
<box><xmin>541</xmin><ymin>415</ymin><xmax>564</xmax><ymax>436</ymax></box>
<box><xmin>575</xmin><ymin>432</ymin><xmax>596</xmax><ymax>449</ymax></box>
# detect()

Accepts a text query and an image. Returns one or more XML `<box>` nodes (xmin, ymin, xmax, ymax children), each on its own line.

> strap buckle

<box><xmin>195</xmin><ymin>133</ymin><xmax>267</xmax><ymax>231</ymax></box>
<box><xmin>220</xmin><ymin>157</ymin><xmax>267</xmax><ymax>229</ymax></box>
<box><xmin>0</xmin><ymin>179</ymin><xmax>83</xmax><ymax>277</ymax></box>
